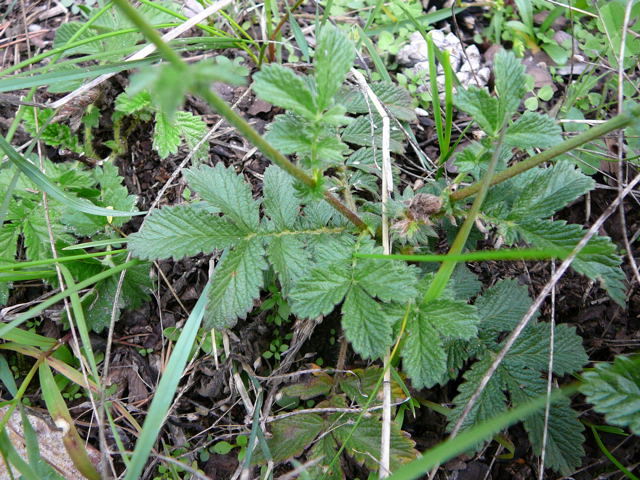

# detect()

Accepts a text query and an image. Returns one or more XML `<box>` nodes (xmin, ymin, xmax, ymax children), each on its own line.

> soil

<box><xmin>1</xmin><ymin>1</ymin><xmax>639</xmax><ymax>479</ymax></box>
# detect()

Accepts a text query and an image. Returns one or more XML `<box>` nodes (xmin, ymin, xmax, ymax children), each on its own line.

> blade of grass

<box><xmin>122</xmin><ymin>282</ymin><xmax>210</xmax><ymax>480</ymax></box>
<box><xmin>590</xmin><ymin>425</ymin><xmax>639</xmax><ymax>480</ymax></box>
<box><xmin>356</xmin><ymin>26</ymin><xmax>392</xmax><ymax>83</ymax></box>
<box><xmin>366</xmin><ymin>7</ymin><xmax>465</xmax><ymax>36</ymax></box>
<box><xmin>39</xmin><ymin>363</ymin><xmax>101</xmax><ymax>480</ymax></box>
<box><xmin>0</xmin><ymin>136</ymin><xmax>143</xmax><ymax>217</ymax></box>
<box><xmin>0</xmin><ymin>248</ymin><xmax>128</xmax><ymax>271</ymax></box>
<box><xmin>0</xmin><ymin>259</ymin><xmax>139</xmax><ymax>338</ymax></box>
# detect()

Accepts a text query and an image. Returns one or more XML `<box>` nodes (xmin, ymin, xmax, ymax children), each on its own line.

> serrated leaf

<box><xmin>289</xmin><ymin>261</ymin><xmax>352</xmax><ymax>318</ymax></box>
<box><xmin>337</xmin><ymin>82</ymin><xmax>416</xmax><ymax>122</ymax></box>
<box><xmin>267</xmin><ymin>235</ymin><xmax>308</xmax><ymax>295</ymax></box>
<box><xmin>505</xmin><ymin>367</ymin><xmax>585</xmax><ymax>474</ymax></box>
<box><xmin>581</xmin><ymin>355</ymin><xmax>640</xmax><ymax>435</ymax></box>
<box><xmin>508</xmin><ymin>163</ymin><xmax>594</xmax><ymax>220</ymax></box>
<box><xmin>476</xmin><ymin>279</ymin><xmax>534</xmax><ymax>333</ymax></box>
<box><xmin>264</xmin><ymin>113</ymin><xmax>313</xmax><ymax>155</ymax></box>
<box><xmin>0</xmin><ymin>223</ymin><xmax>19</xmax><ymax>261</ymax></box>
<box><xmin>307</xmin><ymin>433</ymin><xmax>342</xmax><ymax>480</ymax></box>
<box><xmin>515</xmin><ymin>219</ymin><xmax>626</xmax><ymax>305</ymax></box>
<box><xmin>114</xmin><ymin>90</ymin><xmax>152</xmax><ymax>115</ymax></box>
<box><xmin>504</xmin><ymin>112</ymin><xmax>563</xmax><ymax>149</ymax></box>
<box><xmin>263</xmin><ymin>165</ymin><xmax>300</xmax><ymax>229</ymax></box>
<box><xmin>448</xmin><ymin>357</ymin><xmax>508</xmax><ymax>430</ymax></box>
<box><xmin>128</xmin><ymin>205</ymin><xmax>245</xmax><ymax>260</ymax></box>
<box><xmin>455</xmin><ymin>87</ymin><xmax>501</xmax><ymax>135</ymax></box>
<box><xmin>341</xmin><ymin>286</ymin><xmax>392</xmax><ymax>359</ymax></box>
<box><xmin>184</xmin><ymin>164</ymin><xmax>260</xmax><ymax>232</ymax></box>
<box><xmin>402</xmin><ymin>311</ymin><xmax>447</xmax><ymax>389</ymax></box>
<box><xmin>252</xmin><ymin>64</ymin><xmax>317</xmax><ymax>118</ymax></box>
<box><xmin>333</xmin><ymin>416</ymin><xmax>418</xmax><ymax>471</ymax></box>
<box><xmin>253</xmin><ymin>413</ymin><xmax>324</xmax><ymax>463</ymax></box>
<box><xmin>354</xmin><ymin>258</ymin><xmax>418</xmax><ymax>303</ymax></box>
<box><xmin>53</xmin><ymin>22</ymin><xmax>102</xmax><ymax>55</ymax></box>
<box><xmin>421</xmin><ymin>299</ymin><xmax>478</xmax><ymax>340</ymax></box>
<box><xmin>341</xmin><ymin>115</ymin><xmax>405</xmax><ymax>152</ymax></box>
<box><xmin>493</xmin><ymin>49</ymin><xmax>527</xmax><ymax>121</ymax></box>
<box><xmin>152</xmin><ymin>111</ymin><xmax>208</xmax><ymax>160</ymax></box>
<box><xmin>204</xmin><ymin>238</ymin><xmax>267</xmax><ymax>329</ymax></box>
<box><xmin>504</xmin><ymin>323</ymin><xmax>587</xmax><ymax>375</ymax></box>
<box><xmin>315</xmin><ymin>25</ymin><xmax>355</xmax><ymax>111</ymax></box>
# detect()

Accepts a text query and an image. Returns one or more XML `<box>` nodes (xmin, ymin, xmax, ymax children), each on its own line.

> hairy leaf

<box><xmin>184</xmin><ymin>164</ymin><xmax>260</xmax><ymax>232</ymax></box>
<box><xmin>337</xmin><ymin>82</ymin><xmax>416</xmax><ymax>122</ymax></box>
<box><xmin>493</xmin><ymin>49</ymin><xmax>527</xmax><ymax>121</ymax></box>
<box><xmin>152</xmin><ymin>111</ymin><xmax>208</xmax><ymax>160</ymax></box>
<box><xmin>267</xmin><ymin>235</ymin><xmax>308</xmax><ymax>295</ymax></box>
<box><xmin>354</xmin><ymin>257</ymin><xmax>418</xmax><ymax>303</ymax></box>
<box><xmin>504</xmin><ymin>112</ymin><xmax>563</xmax><ymax>149</ymax></box>
<box><xmin>455</xmin><ymin>87</ymin><xmax>501</xmax><ymax>135</ymax></box>
<box><xmin>205</xmin><ymin>238</ymin><xmax>267</xmax><ymax>329</ymax></box>
<box><xmin>128</xmin><ymin>205</ymin><xmax>244</xmax><ymax>260</ymax></box>
<box><xmin>252</xmin><ymin>64</ymin><xmax>316</xmax><ymax>118</ymax></box>
<box><xmin>315</xmin><ymin>25</ymin><xmax>355</xmax><ymax>111</ymax></box>
<box><xmin>581</xmin><ymin>355</ymin><xmax>640</xmax><ymax>435</ymax></box>
<box><xmin>289</xmin><ymin>261</ymin><xmax>352</xmax><ymax>318</ymax></box>
<box><xmin>341</xmin><ymin>286</ymin><xmax>392</xmax><ymax>359</ymax></box>
<box><xmin>402</xmin><ymin>312</ymin><xmax>447</xmax><ymax>389</ymax></box>
<box><xmin>263</xmin><ymin>165</ymin><xmax>301</xmax><ymax>230</ymax></box>
<box><xmin>516</xmin><ymin>219</ymin><xmax>626</xmax><ymax>305</ymax></box>
<box><xmin>476</xmin><ymin>279</ymin><xmax>534</xmax><ymax>334</ymax></box>
<box><xmin>253</xmin><ymin>413</ymin><xmax>324</xmax><ymax>463</ymax></box>
<box><xmin>507</xmin><ymin>163</ymin><xmax>594</xmax><ymax>221</ymax></box>
<box><xmin>265</xmin><ymin>114</ymin><xmax>313</xmax><ymax>155</ymax></box>
<box><xmin>341</xmin><ymin>115</ymin><xmax>405</xmax><ymax>152</ymax></box>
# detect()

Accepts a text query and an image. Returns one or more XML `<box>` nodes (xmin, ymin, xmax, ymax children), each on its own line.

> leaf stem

<box><xmin>451</xmin><ymin>104</ymin><xmax>640</xmax><ymax>202</ymax></box>
<box><xmin>112</xmin><ymin>0</ymin><xmax>368</xmax><ymax>232</ymax></box>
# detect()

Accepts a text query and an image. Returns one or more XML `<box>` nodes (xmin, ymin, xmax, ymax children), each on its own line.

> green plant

<box><xmin>123</xmin><ymin>18</ymin><xmax>636</xmax><ymax>474</ymax></box>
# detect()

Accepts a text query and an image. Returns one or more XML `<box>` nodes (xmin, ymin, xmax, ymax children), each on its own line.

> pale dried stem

<box><xmin>448</xmin><ymin>172</ymin><xmax>640</xmax><ymax>446</ymax></box>
<box><xmin>350</xmin><ymin>68</ymin><xmax>393</xmax><ymax>478</ymax></box>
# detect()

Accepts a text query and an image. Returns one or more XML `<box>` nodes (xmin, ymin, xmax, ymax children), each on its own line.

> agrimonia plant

<box><xmin>123</xmin><ymin>20</ymin><xmax>636</xmax><ymax>475</ymax></box>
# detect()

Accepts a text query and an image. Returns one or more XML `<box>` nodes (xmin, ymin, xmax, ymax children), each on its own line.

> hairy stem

<box><xmin>112</xmin><ymin>0</ymin><xmax>368</xmax><ymax>231</ymax></box>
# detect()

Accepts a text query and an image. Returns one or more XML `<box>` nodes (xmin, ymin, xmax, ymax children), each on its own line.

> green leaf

<box><xmin>506</xmin><ymin>369</ymin><xmax>585</xmax><ymax>475</ymax></box>
<box><xmin>114</xmin><ymin>90</ymin><xmax>152</xmax><ymax>116</ymax></box>
<box><xmin>128</xmin><ymin>205</ymin><xmax>245</xmax><ymax>260</ymax></box>
<box><xmin>184</xmin><ymin>164</ymin><xmax>260</xmax><ymax>232</ymax></box>
<box><xmin>333</xmin><ymin>416</ymin><xmax>418</xmax><ymax>471</ymax></box>
<box><xmin>252</xmin><ymin>64</ymin><xmax>317</xmax><ymax>118</ymax></box>
<box><xmin>507</xmin><ymin>163</ymin><xmax>595</xmax><ymax>221</ymax></box>
<box><xmin>476</xmin><ymin>279</ymin><xmax>534</xmax><ymax>334</ymax></box>
<box><xmin>342</xmin><ymin>114</ymin><xmax>405</xmax><ymax>152</ymax></box>
<box><xmin>581</xmin><ymin>355</ymin><xmax>640</xmax><ymax>435</ymax></box>
<box><xmin>403</xmin><ymin>298</ymin><xmax>478</xmax><ymax>388</ymax></box>
<box><xmin>448</xmin><ymin>357</ymin><xmax>508</xmax><ymax>430</ymax></box>
<box><xmin>354</xmin><ymin>257</ymin><xmax>418</xmax><ymax>303</ymax></box>
<box><xmin>263</xmin><ymin>165</ymin><xmax>300</xmax><ymax>230</ymax></box>
<box><xmin>455</xmin><ymin>87</ymin><xmax>501</xmax><ymax>135</ymax></box>
<box><xmin>515</xmin><ymin>219</ymin><xmax>626</xmax><ymax>305</ymax></box>
<box><xmin>152</xmin><ymin>111</ymin><xmax>208</xmax><ymax>160</ymax></box>
<box><xmin>341</xmin><ymin>286</ymin><xmax>392</xmax><ymax>359</ymax></box>
<box><xmin>204</xmin><ymin>238</ymin><xmax>267</xmax><ymax>329</ymax></box>
<box><xmin>337</xmin><ymin>82</ymin><xmax>416</xmax><ymax>122</ymax></box>
<box><xmin>267</xmin><ymin>235</ymin><xmax>308</xmax><ymax>295</ymax></box>
<box><xmin>289</xmin><ymin>261</ymin><xmax>352</xmax><ymax>318</ymax></box>
<box><xmin>307</xmin><ymin>433</ymin><xmax>342</xmax><ymax>480</ymax></box>
<box><xmin>264</xmin><ymin>114</ymin><xmax>313</xmax><ymax>155</ymax></box>
<box><xmin>504</xmin><ymin>323</ymin><xmax>587</xmax><ymax>375</ymax></box>
<box><xmin>254</xmin><ymin>413</ymin><xmax>324</xmax><ymax>463</ymax></box>
<box><xmin>402</xmin><ymin>311</ymin><xmax>447</xmax><ymax>389</ymax></box>
<box><xmin>493</xmin><ymin>49</ymin><xmax>527</xmax><ymax>121</ymax></box>
<box><xmin>315</xmin><ymin>25</ymin><xmax>355</xmax><ymax>111</ymax></box>
<box><xmin>504</xmin><ymin>112</ymin><xmax>563</xmax><ymax>149</ymax></box>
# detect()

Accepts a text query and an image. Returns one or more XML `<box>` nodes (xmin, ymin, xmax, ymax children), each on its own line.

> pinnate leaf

<box><xmin>152</xmin><ymin>111</ymin><xmax>208</xmax><ymax>160</ymax></box>
<box><xmin>581</xmin><ymin>355</ymin><xmax>640</xmax><ymax>435</ymax></box>
<box><xmin>205</xmin><ymin>238</ymin><xmax>267</xmax><ymax>329</ymax></box>
<box><xmin>252</xmin><ymin>64</ymin><xmax>316</xmax><ymax>118</ymax></box>
<box><xmin>128</xmin><ymin>205</ymin><xmax>244</xmax><ymax>260</ymax></box>
<box><xmin>184</xmin><ymin>164</ymin><xmax>260</xmax><ymax>232</ymax></box>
